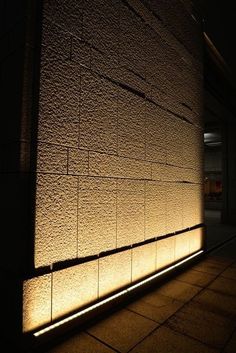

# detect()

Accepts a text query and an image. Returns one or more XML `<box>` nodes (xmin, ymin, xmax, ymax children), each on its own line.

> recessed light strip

<box><xmin>33</xmin><ymin>250</ymin><xmax>203</xmax><ymax>337</ymax></box>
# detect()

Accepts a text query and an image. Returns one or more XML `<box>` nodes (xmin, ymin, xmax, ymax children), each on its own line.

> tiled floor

<box><xmin>44</xmin><ymin>239</ymin><xmax>236</xmax><ymax>353</ymax></box>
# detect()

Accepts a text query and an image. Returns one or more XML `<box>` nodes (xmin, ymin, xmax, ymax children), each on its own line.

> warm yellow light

<box><xmin>33</xmin><ymin>250</ymin><xmax>203</xmax><ymax>337</ymax></box>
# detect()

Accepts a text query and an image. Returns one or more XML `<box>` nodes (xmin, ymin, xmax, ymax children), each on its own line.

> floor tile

<box><xmin>206</xmin><ymin>256</ymin><xmax>234</xmax><ymax>267</ymax></box>
<box><xmin>191</xmin><ymin>261</ymin><xmax>225</xmax><ymax>275</ymax></box>
<box><xmin>193</xmin><ymin>289</ymin><xmax>236</xmax><ymax>319</ymax></box>
<box><xmin>175</xmin><ymin>269</ymin><xmax>216</xmax><ymax>287</ymax></box>
<box><xmin>221</xmin><ymin>266</ymin><xmax>236</xmax><ymax>280</ymax></box>
<box><xmin>208</xmin><ymin>276</ymin><xmax>236</xmax><ymax>296</ymax></box>
<box><xmin>126</xmin><ymin>292</ymin><xmax>183</xmax><ymax>323</ymax></box>
<box><xmin>155</xmin><ymin>279</ymin><xmax>201</xmax><ymax>302</ymax></box>
<box><xmin>130</xmin><ymin>326</ymin><xmax>219</xmax><ymax>353</ymax></box>
<box><xmin>166</xmin><ymin>302</ymin><xmax>234</xmax><ymax>349</ymax></box>
<box><xmin>223</xmin><ymin>329</ymin><xmax>236</xmax><ymax>353</ymax></box>
<box><xmin>87</xmin><ymin>309</ymin><xmax>158</xmax><ymax>352</ymax></box>
<box><xmin>46</xmin><ymin>331</ymin><xmax>116</xmax><ymax>353</ymax></box>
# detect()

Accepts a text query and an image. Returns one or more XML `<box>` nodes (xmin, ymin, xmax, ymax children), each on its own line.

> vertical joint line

<box><xmin>50</xmin><ymin>270</ymin><xmax>53</xmax><ymax>323</ymax></box>
<box><xmin>115</xmin><ymin>179</ymin><xmax>118</xmax><ymax>248</ymax></box>
<box><xmin>67</xmin><ymin>148</ymin><xmax>69</xmax><ymax>175</ymax></box>
<box><xmin>76</xmin><ymin>177</ymin><xmax>79</xmax><ymax>258</ymax></box>
<box><xmin>144</xmin><ymin>180</ymin><xmax>146</xmax><ymax>241</ymax></box>
<box><xmin>97</xmin><ymin>257</ymin><xmax>100</xmax><ymax>299</ymax></box>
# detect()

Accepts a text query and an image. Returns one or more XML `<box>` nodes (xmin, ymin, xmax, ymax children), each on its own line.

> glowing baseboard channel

<box><xmin>33</xmin><ymin>250</ymin><xmax>203</xmax><ymax>337</ymax></box>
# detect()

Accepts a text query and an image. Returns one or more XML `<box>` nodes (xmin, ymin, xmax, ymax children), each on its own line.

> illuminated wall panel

<box><xmin>52</xmin><ymin>260</ymin><xmax>98</xmax><ymax>321</ymax></box>
<box><xmin>22</xmin><ymin>0</ymin><xmax>204</xmax><ymax>334</ymax></box>
<box><xmin>77</xmin><ymin>177</ymin><xmax>117</xmax><ymax>257</ymax></box>
<box><xmin>80</xmin><ymin>69</ymin><xmax>118</xmax><ymax>154</ymax></box>
<box><xmin>68</xmin><ymin>148</ymin><xmax>89</xmax><ymax>175</ymax></box>
<box><xmin>145</xmin><ymin>181</ymin><xmax>166</xmax><ymax>239</ymax></box>
<box><xmin>156</xmin><ymin>237</ymin><xmax>175</xmax><ymax>271</ymax></box>
<box><xmin>175</xmin><ymin>232</ymin><xmax>190</xmax><ymax>261</ymax></box>
<box><xmin>35</xmin><ymin>174</ymin><xmax>77</xmax><ymax>267</ymax></box>
<box><xmin>89</xmin><ymin>151</ymin><xmax>152</xmax><ymax>179</ymax></box>
<box><xmin>117</xmin><ymin>179</ymin><xmax>145</xmax><ymax>247</ymax></box>
<box><xmin>98</xmin><ymin>250</ymin><xmax>132</xmax><ymax>298</ymax></box>
<box><xmin>189</xmin><ymin>228</ymin><xmax>204</xmax><ymax>253</ymax></box>
<box><xmin>23</xmin><ymin>274</ymin><xmax>51</xmax><ymax>333</ymax></box>
<box><xmin>132</xmin><ymin>242</ymin><xmax>156</xmax><ymax>282</ymax></box>
<box><xmin>166</xmin><ymin>183</ymin><xmax>183</xmax><ymax>234</ymax></box>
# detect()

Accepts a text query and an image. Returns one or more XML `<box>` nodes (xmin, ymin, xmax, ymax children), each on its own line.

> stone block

<box><xmin>156</xmin><ymin>237</ymin><xmax>175</xmax><ymax>270</ymax></box>
<box><xmin>43</xmin><ymin>0</ymin><xmax>83</xmax><ymax>38</ymax></box>
<box><xmin>80</xmin><ymin>69</ymin><xmax>117</xmax><ymax>154</ymax></box>
<box><xmin>132</xmin><ymin>242</ymin><xmax>156</xmax><ymax>282</ymax></box>
<box><xmin>118</xmin><ymin>136</ymin><xmax>146</xmax><ymax>160</ymax></box>
<box><xmin>166</xmin><ymin>183</ymin><xmax>183</xmax><ymax>233</ymax></box>
<box><xmin>175</xmin><ymin>232</ymin><xmax>190</xmax><ymax>261</ymax></box>
<box><xmin>52</xmin><ymin>260</ymin><xmax>98</xmax><ymax>320</ymax></box>
<box><xmin>145</xmin><ymin>181</ymin><xmax>166</xmax><ymax>239</ymax></box>
<box><xmin>89</xmin><ymin>151</ymin><xmax>152</xmax><ymax>180</ymax></box>
<box><xmin>164</xmin><ymin>165</ymin><xmax>184</xmax><ymax>182</ymax></box>
<box><xmin>83</xmin><ymin>0</ymin><xmax>119</xmax><ymax>58</ymax></box>
<box><xmin>183</xmin><ymin>184</ymin><xmax>203</xmax><ymax>228</ymax></box>
<box><xmin>166</xmin><ymin>117</ymin><xmax>184</xmax><ymax>167</ymax></box>
<box><xmin>189</xmin><ymin>228</ymin><xmax>203</xmax><ymax>254</ymax></box>
<box><xmin>38</xmin><ymin>60</ymin><xmax>80</xmax><ymax>147</ymax></box>
<box><xmin>77</xmin><ymin>177</ymin><xmax>116</xmax><ymax>257</ymax></box>
<box><xmin>99</xmin><ymin>250</ymin><xmax>131</xmax><ymax>298</ymax></box>
<box><xmin>41</xmin><ymin>17</ymin><xmax>71</xmax><ymax>60</ymax></box>
<box><xmin>68</xmin><ymin>148</ymin><xmax>89</xmax><ymax>175</ymax></box>
<box><xmin>145</xmin><ymin>102</ymin><xmax>167</xmax><ymax>148</ymax></box>
<box><xmin>119</xmin><ymin>3</ymin><xmax>146</xmax><ymax>77</ymax></box>
<box><xmin>37</xmin><ymin>142</ymin><xmax>67</xmax><ymax>174</ymax></box>
<box><xmin>146</xmin><ymin>143</ymin><xmax>166</xmax><ymax>164</ymax></box>
<box><xmin>35</xmin><ymin>174</ymin><xmax>77</xmax><ymax>267</ymax></box>
<box><xmin>71</xmin><ymin>38</ymin><xmax>91</xmax><ymax>68</ymax></box>
<box><xmin>117</xmin><ymin>179</ymin><xmax>145</xmax><ymax>247</ymax></box>
<box><xmin>23</xmin><ymin>274</ymin><xmax>51</xmax><ymax>332</ymax></box>
<box><xmin>151</xmin><ymin>162</ymin><xmax>166</xmax><ymax>181</ymax></box>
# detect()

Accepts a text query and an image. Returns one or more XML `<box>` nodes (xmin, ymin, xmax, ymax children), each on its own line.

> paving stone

<box><xmin>223</xmin><ymin>330</ymin><xmax>236</xmax><ymax>353</ymax></box>
<box><xmin>191</xmin><ymin>260</ymin><xmax>225</xmax><ymax>275</ymax></box>
<box><xmin>166</xmin><ymin>302</ymin><xmax>234</xmax><ymax>349</ymax></box>
<box><xmin>206</xmin><ymin>256</ymin><xmax>235</xmax><ymax>267</ymax></box>
<box><xmin>175</xmin><ymin>269</ymin><xmax>216</xmax><ymax>287</ymax></box>
<box><xmin>130</xmin><ymin>326</ymin><xmax>219</xmax><ymax>353</ymax></box>
<box><xmin>127</xmin><ymin>292</ymin><xmax>184</xmax><ymax>323</ymax></box>
<box><xmin>87</xmin><ymin>308</ymin><xmax>158</xmax><ymax>352</ymax></box>
<box><xmin>221</xmin><ymin>266</ymin><xmax>236</xmax><ymax>280</ymax></box>
<box><xmin>208</xmin><ymin>276</ymin><xmax>236</xmax><ymax>297</ymax></box>
<box><xmin>46</xmin><ymin>331</ymin><xmax>116</xmax><ymax>353</ymax></box>
<box><xmin>155</xmin><ymin>279</ymin><xmax>201</xmax><ymax>302</ymax></box>
<box><xmin>193</xmin><ymin>289</ymin><xmax>236</xmax><ymax>319</ymax></box>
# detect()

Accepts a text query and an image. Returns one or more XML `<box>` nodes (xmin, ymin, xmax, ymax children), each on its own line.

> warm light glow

<box><xmin>33</xmin><ymin>250</ymin><xmax>203</xmax><ymax>337</ymax></box>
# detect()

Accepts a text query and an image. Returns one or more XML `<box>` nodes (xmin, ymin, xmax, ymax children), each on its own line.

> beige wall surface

<box><xmin>23</xmin><ymin>0</ymin><xmax>204</xmax><ymax>332</ymax></box>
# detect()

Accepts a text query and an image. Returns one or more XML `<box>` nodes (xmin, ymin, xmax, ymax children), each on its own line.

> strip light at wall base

<box><xmin>33</xmin><ymin>250</ymin><xmax>203</xmax><ymax>337</ymax></box>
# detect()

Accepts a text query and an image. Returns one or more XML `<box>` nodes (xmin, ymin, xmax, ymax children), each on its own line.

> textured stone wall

<box><xmin>23</xmin><ymin>0</ymin><xmax>204</xmax><ymax>333</ymax></box>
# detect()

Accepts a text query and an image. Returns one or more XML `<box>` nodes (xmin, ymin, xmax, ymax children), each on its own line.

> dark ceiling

<box><xmin>203</xmin><ymin>1</ymin><xmax>236</xmax><ymax>76</ymax></box>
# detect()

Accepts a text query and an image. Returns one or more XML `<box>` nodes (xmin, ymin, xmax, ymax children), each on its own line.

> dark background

<box><xmin>203</xmin><ymin>1</ymin><xmax>236</xmax><ymax>76</ymax></box>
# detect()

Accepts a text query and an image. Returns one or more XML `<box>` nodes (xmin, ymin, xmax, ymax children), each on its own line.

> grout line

<box><xmin>86</xmin><ymin>331</ymin><xmax>120</xmax><ymax>353</ymax></box>
<box><xmin>76</xmin><ymin>177</ymin><xmax>79</xmax><ymax>259</ymax></box>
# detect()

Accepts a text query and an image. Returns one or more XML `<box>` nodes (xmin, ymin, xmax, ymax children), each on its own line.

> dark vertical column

<box><xmin>222</xmin><ymin>119</ymin><xmax>236</xmax><ymax>224</ymax></box>
<box><xmin>0</xmin><ymin>0</ymin><xmax>42</xmax><ymax>348</ymax></box>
